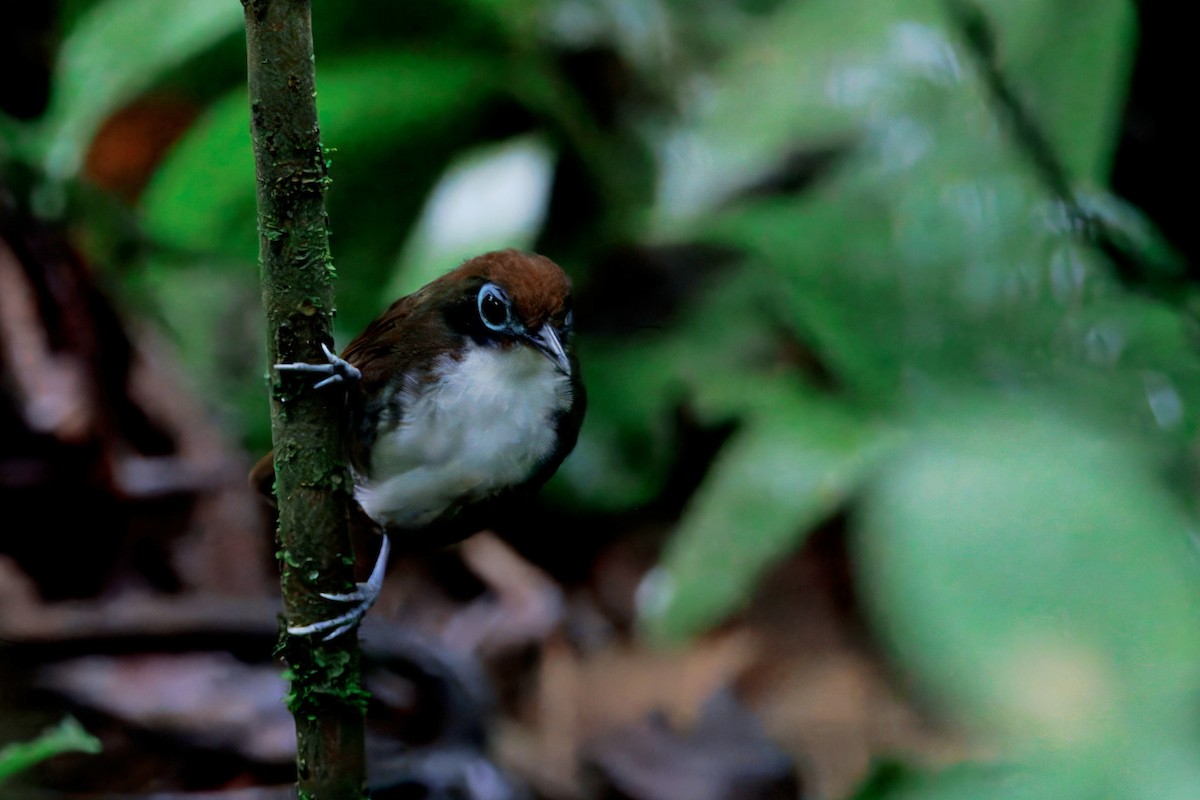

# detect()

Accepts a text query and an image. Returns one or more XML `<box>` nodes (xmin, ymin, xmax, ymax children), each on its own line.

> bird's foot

<box><xmin>275</xmin><ymin>342</ymin><xmax>361</xmax><ymax>390</ymax></box>
<box><xmin>287</xmin><ymin>536</ymin><xmax>390</xmax><ymax>641</ymax></box>
<box><xmin>286</xmin><ymin>593</ymin><xmax>375</xmax><ymax>641</ymax></box>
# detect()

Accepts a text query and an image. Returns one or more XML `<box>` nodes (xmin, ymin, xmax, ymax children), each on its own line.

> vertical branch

<box><xmin>242</xmin><ymin>1</ymin><xmax>366</xmax><ymax>797</ymax></box>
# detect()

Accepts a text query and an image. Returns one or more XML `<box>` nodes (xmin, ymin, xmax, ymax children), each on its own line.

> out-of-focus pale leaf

<box><xmin>853</xmin><ymin>401</ymin><xmax>1200</xmax><ymax>800</ymax></box>
<box><xmin>388</xmin><ymin>135</ymin><xmax>555</xmax><ymax>298</ymax></box>
<box><xmin>543</xmin><ymin>0</ymin><xmax>675</xmax><ymax>75</ymax></box>
<box><xmin>684</xmin><ymin>3</ymin><xmax>1189</xmax><ymax>445</ymax></box>
<box><xmin>640</xmin><ymin>389</ymin><xmax>891</xmax><ymax>641</ymax></box>
<box><xmin>655</xmin><ymin>0</ymin><xmax>949</xmax><ymax>221</ymax></box>
<box><xmin>670</xmin><ymin>1</ymin><xmax>1088</xmax><ymax>397</ymax></box>
<box><xmin>656</xmin><ymin>0</ymin><xmax>1135</xmax><ymax>226</ymax></box>
<box><xmin>856</xmin><ymin>400</ymin><xmax>1200</xmax><ymax>745</ymax></box>
<box><xmin>1054</xmin><ymin>295</ymin><xmax>1200</xmax><ymax>438</ymax></box>
<box><xmin>40</xmin><ymin>0</ymin><xmax>242</xmax><ymax>182</ymax></box>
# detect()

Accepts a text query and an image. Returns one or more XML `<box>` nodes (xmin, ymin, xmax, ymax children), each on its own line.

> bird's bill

<box><xmin>527</xmin><ymin>324</ymin><xmax>571</xmax><ymax>374</ymax></box>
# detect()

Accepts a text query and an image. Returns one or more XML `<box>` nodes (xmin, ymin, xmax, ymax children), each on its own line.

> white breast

<box><xmin>355</xmin><ymin>343</ymin><xmax>573</xmax><ymax>529</ymax></box>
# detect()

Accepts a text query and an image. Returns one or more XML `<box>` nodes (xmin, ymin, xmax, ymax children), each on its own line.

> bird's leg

<box><xmin>287</xmin><ymin>535</ymin><xmax>390</xmax><ymax>641</ymax></box>
<box><xmin>275</xmin><ymin>342</ymin><xmax>361</xmax><ymax>389</ymax></box>
<box><xmin>275</xmin><ymin>341</ymin><xmax>367</xmax><ymax>638</ymax></box>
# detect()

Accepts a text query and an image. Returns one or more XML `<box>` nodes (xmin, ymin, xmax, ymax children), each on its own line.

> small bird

<box><xmin>254</xmin><ymin>249</ymin><xmax>584</xmax><ymax>638</ymax></box>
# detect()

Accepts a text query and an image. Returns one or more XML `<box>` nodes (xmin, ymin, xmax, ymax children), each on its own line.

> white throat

<box><xmin>356</xmin><ymin>343</ymin><xmax>572</xmax><ymax>529</ymax></box>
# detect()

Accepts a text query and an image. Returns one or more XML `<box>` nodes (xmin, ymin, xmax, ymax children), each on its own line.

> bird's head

<box><xmin>437</xmin><ymin>249</ymin><xmax>576</xmax><ymax>374</ymax></box>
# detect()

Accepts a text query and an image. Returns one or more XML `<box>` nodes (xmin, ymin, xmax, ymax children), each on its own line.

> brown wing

<box><xmin>340</xmin><ymin>287</ymin><xmax>468</xmax><ymax>394</ymax></box>
<box><xmin>249</xmin><ymin>450</ymin><xmax>277</xmax><ymax>503</ymax></box>
<box><xmin>337</xmin><ymin>286</ymin><xmax>466</xmax><ymax>473</ymax></box>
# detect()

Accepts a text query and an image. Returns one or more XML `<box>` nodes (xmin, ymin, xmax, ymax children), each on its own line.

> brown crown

<box><xmin>447</xmin><ymin>249</ymin><xmax>572</xmax><ymax>329</ymax></box>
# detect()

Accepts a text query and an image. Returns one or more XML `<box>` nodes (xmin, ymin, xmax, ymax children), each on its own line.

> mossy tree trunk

<box><xmin>242</xmin><ymin>1</ymin><xmax>367</xmax><ymax>797</ymax></box>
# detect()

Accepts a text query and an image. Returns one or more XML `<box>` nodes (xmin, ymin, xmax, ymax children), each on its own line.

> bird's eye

<box><xmin>559</xmin><ymin>297</ymin><xmax>574</xmax><ymax>331</ymax></box>
<box><xmin>477</xmin><ymin>283</ymin><xmax>509</xmax><ymax>331</ymax></box>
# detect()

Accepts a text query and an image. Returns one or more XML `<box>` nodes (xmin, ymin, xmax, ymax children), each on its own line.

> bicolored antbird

<box><xmin>253</xmin><ymin>249</ymin><xmax>584</xmax><ymax>638</ymax></box>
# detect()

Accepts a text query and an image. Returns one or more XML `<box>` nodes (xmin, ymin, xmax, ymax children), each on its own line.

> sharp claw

<box><xmin>312</xmin><ymin>375</ymin><xmax>341</xmax><ymax>389</ymax></box>
<box><xmin>287</xmin><ymin>606</ymin><xmax>364</xmax><ymax>637</ymax></box>
<box><xmin>319</xmin><ymin>589</ymin><xmax>368</xmax><ymax>603</ymax></box>
<box><xmin>322</xmin><ymin>622</ymin><xmax>358</xmax><ymax>641</ymax></box>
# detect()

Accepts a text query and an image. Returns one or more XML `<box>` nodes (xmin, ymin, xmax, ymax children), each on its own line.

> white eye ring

<box><xmin>477</xmin><ymin>283</ymin><xmax>509</xmax><ymax>331</ymax></box>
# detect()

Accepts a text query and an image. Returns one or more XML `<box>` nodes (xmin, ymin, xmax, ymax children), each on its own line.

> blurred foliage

<box><xmin>3</xmin><ymin>0</ymin><xmax>1199</xmax><ymax>796</ymax></box>
<box><xmin>0</xmin><ymin>717</ymin><xmax>101</xmax><ymax>782</ymax></box>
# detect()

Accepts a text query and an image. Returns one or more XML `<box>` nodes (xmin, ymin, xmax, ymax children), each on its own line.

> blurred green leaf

<box><xmin>142</xmin><ymin>50</ymin><xmax>498</xmax><ymax>263</ymax></box>
<box><xmin>655</xmin><ymin>0</ymin><xmax>950</xmax><ymax>221</ymax></box>
<box><xmin>868</xmin><ymin>739</ymin><xmax>1200</xmax><ymax>800</ymax></box>
<box><xmin>558</xmin><ymin>262</ymin><xmax>801</xmax><ymax>511</ymax></box>
<box><xmin>0</xmin><ymin>717</ymin><xmax>101</xmax><ymax>782</ymax></box>
<box><xmin>656</xmin><ymin>0</ymin><xmax>1135</xmax><ymax>228</ymax></box>
<box><xmin>699</xmin><ymin>195</ymin><xmax>910</xmax><ymax>398</ymax></box>
<box><xmin>140</xmin><ymin>90</ymin><xmax>255</xmax><ymax>257</ymax></box>
<box><xmin>965</xmin><ymin>0</ymin><xmax>1136</xmax><ymax>185</ymax></box>
<box><xmin>642</xmin><ymin>388</ymin><xmax>891</xmax><ymax>640</ymax></box>
<box><xmin>40</xmin><ymin>0</ymin><xmax>242</xmax><ymax>182</ymax></box>
<box><xmin>678</xmin><ymin>0</ymin><xmax>1191</xmax><ymax>451</ymax></box>
<box><xmin>856</xmin><ymin>400</ymin><xmax>1200</xmax><ymax>745</ymax></box>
